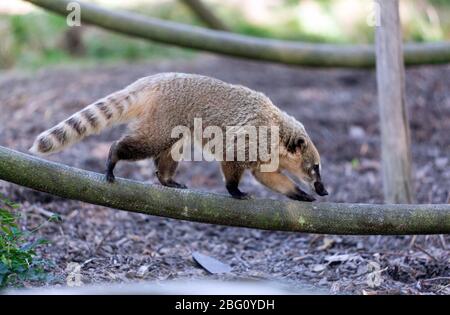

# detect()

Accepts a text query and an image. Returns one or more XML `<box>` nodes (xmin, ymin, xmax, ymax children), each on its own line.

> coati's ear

<box><xmin>286</xmin><ymin>136</ymin><xmax>307</xmax><ymax>154</ymax></box>
<box><xmin>296</xmin><ymin>137</ymin><xmax>307</xmax><ymax>152</ymax></box>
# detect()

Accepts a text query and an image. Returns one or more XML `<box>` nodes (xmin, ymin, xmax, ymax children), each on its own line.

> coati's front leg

<box><xmin>221</xmin><ymin>162</ymin><xmax>251</xmax><ymax>199</ymax></box>
<box><xmin>252</xmin><ymin>169</ymin><xmax>315</xmax><ymax>202</ymax></box>
<box><xmin>154</xmin><ymin>149</ymin><xmax>186</xmax><ymax>189</ymax></box>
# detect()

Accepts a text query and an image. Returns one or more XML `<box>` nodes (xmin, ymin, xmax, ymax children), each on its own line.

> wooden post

<box><xmin>375</xmin><ymin>0</ymin><xmax>415</xmax><ymax>203</ymax></box>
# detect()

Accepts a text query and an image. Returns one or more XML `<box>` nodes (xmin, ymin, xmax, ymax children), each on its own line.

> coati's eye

<box><xmin>286</xmin><ymin>137</ymin><xmax>306</xmax><ymax>154</ymax></box>
<box><xmin>312</xmin><ymin>164</ymin><xmax>321</xmax><ymax>177</ymax></box>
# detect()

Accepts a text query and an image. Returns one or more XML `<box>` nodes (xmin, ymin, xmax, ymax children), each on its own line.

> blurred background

<box><xmin>0</xmin><ymin>0</ymin><xmax>449</xmax><ymax>70</ymax></box>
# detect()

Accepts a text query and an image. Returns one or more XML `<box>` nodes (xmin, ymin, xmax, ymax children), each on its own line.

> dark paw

<box><xmin>230</xmin><ymin>191</ymin><xmax>252</xmax><ymax>200</ymax></box>
<box><xmin>162</xmin><ymin>180</ymin><xmax>187</xmax><ymax>189</ymax></box>
<box><xmin>106</xmin><ymin>172</ymin><xmax>115</xmax><ymax>183</ymax></box>
<box><xmin>231</xmin><ymin>193</ymin><xmax>252</xmax><ymax>200</ymax></box>
<box><xmin>226</xmin><ymin>184</ymin><xmax>252</xmax><ymax>200</ymax></box>
<box><xmin>287</xmin><ymin>187</ymin><xmax>316</xmax><ymax>202</ymax></box>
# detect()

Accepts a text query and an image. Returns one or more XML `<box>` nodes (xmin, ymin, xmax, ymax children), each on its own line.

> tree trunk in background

<box><xmin>375</xmin><ymin>0</ymin><xmax>415</xmax><ymax>203</ymax></box>
<box><xmin>180</xmin><ymin>0</ymin><xmax>230</xmax><ymax>31</ymax></box>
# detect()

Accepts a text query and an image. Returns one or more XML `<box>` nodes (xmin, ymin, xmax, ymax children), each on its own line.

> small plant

<box><xmin>0</xmin><ymin>195</ymin><xmax>56</xmax><ymax>288</ymax></box>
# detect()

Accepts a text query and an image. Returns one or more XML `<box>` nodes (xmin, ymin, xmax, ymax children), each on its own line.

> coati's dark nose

<box><xmin>314</xmin><ymin>181</ymin><xmax>328</xmax><ymax>196</ymax></box>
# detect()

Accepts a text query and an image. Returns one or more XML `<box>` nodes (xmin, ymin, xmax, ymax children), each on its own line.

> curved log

<box><xmin>1</xmin><ymin>146</ymin><xmax>449</xmax><ymax>235</ymax></box>
<box><xmin>26</xmin><ymin>0</ymin><xmax>450</xmax><ymax>67</ymax></box>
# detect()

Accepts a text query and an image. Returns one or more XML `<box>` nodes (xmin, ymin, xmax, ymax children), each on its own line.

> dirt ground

<box><xmin>0</xmin><ymin>55</ymin><xmax>449</xmax><ymax>294</ymax></box>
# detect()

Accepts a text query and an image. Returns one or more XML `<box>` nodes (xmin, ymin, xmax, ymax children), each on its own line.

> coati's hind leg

<box><xmin>106</xmin><ymin>142</ymin><xmax>118</xmax><ymax>182</ymax></box>
<box><xmin>154</xmin><ymin>148</ymin><xmax>186</xmax><ymax>189</ymax></box>
<box><xmin>221</xmin><ymin>162</ymin><xmax>251</xmax><ymax>200</ymax></box>
<box><xmin>252</xmin><ymin>169</ymin><xmax>315</xmax><ymax>202</ymax></box>
<box><xmin>106</xmin><ymin>136</ymin><xmax>153</xmax><ymax>182</ymax></box>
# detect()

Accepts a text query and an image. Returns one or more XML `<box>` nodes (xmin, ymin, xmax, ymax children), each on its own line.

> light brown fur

<box><xmin>30</xmin><ymin>73</ymin><xmax>327</xmax><ymax>201</ymax></box>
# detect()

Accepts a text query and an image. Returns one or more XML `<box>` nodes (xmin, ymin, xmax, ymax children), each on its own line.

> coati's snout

<box><xmin>311</xmin><ymin>164</ymin><xmax>328</xmax><ymax>196</ymax></box>
<box><xmin>314</xmin><ymin>181</ymin><xmax>328</xmax><ymax>196</ymax></box>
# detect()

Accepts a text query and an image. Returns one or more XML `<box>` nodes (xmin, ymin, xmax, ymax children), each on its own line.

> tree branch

<box><xmin>25</xmin><ymin>0</ymin><xmax>450</xmax><ymax>67</ymax></box>
<box><xmin>1</xmin><ymin>146</ymin><xmax>450</xmax><ymax>235</ymax></box>
<box><xmin>180</xmin><ymin>0</ymin><xmax>230</xmax><ymax>31</ymax></box>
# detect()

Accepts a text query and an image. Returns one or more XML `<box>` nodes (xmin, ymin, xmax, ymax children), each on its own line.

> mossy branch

<box><xmin>1</xmin><ymin>146</ymin><xmax>450</xmax><ymax>235</ymax></box>
<box><xmin>25</xmin><ymin>0</ymin><xmax>450</xmax><ymax>67</ymax></box>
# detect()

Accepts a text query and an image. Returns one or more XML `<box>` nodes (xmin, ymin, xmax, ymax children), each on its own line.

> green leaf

<box><xmin>0</xmin><ymin>195</ymin><xmax>51</xmax><ymax>288</ymax></box>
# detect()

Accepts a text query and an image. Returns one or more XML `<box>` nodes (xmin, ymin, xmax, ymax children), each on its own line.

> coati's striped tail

<box><xmin>29</xmin><ymin>88</ymin><xmax>142</xmax><ymax>156</ymax></box>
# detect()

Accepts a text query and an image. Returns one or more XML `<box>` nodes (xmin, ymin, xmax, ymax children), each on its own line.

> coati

<box><xmin>30</xmin><ymin>73</ymin><xmax>328</xmax><ymax>202</ymax></box>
